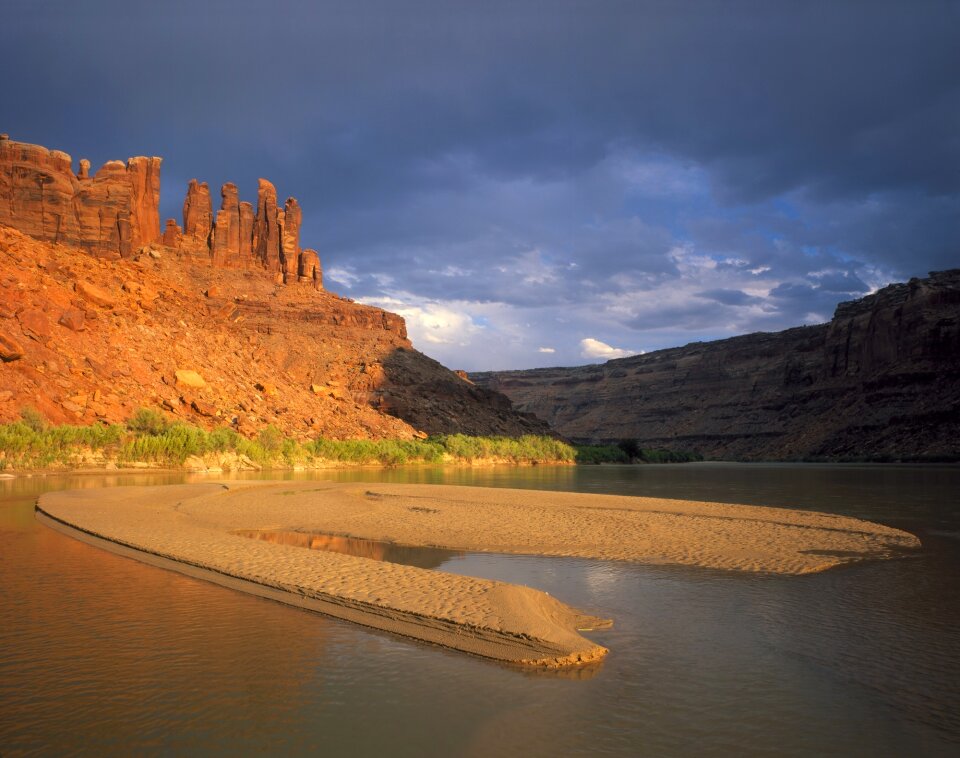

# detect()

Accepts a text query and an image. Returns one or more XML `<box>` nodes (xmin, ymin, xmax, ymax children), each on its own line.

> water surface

<box><xmin>1</xmin><ymin>464</ymin><xmax>958</xmax><ymax>756</ymax></box>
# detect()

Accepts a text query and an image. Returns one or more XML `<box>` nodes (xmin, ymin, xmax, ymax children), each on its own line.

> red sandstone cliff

<box><xmin>0</xmin><ymin>135</ymin><xmax>549</xmax><ymax>439</ymax></box>
<box><xmin>0</xmin><ymin>134</ymin><xmax>160</xmax><ymax>259</ymax></box>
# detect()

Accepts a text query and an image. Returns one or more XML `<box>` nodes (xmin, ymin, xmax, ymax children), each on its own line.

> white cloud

<box><xmin>327</xmin><ymin>266</ymin><xmax>360</xmax><ymax>288</ymax></box>
<box><xmin>538</xmin><ymin>347</ymin><xmax>556</xmax><ymax>353</ymax></box>
<box><xmin>359</xmin><ymin>294</ymin><xmax>484</xmax><ymax>348</ymax></box>
<box><xmin>580</xmin><ymin>338</ymin><xmax>636</xmax><ymax>360</ymax></box>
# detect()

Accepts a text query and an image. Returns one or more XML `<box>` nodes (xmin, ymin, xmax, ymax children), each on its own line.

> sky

<box><xmin>3</xmin><ymin>0</ymin><xmax>958</xmax><ymax>370</ymax></box>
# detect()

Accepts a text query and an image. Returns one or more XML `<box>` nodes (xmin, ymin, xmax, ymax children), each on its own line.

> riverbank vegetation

<box><xmin>0</xmin><ymin>408</ymin><xmax>701</xmax><ymax>471</ymax></box>
<box><xmin>573</xmin><ymin>440</ymin><xmax>704</xmax><ymax>464</ymax></box>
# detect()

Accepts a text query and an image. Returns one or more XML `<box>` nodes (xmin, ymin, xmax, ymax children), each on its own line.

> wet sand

<box><xmin>37</xmin><ymin>481</ymin><xmax>920</xmax><ymax>666</ymax></box>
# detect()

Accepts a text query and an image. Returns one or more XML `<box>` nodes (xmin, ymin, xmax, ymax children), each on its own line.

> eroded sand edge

<box><xmin>37</xmin><ymin>481</ymin><xmax>920</xmax><ymax>666</ymax></box>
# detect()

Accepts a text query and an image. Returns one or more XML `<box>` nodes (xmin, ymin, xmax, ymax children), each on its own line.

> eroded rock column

<box><xmin>182</xmin><ymin>179</ymin><xmax>213</xmax><ymax>256</ymax></box>
<box><xmin>280</xmin><ymin>197</ymin><xmax>302</xmax><ymax>282</ymax></box>
<box><xmin>253</xmin><ymin>179</ymin><xmax>281</xmax><ymax>273</ymax></box>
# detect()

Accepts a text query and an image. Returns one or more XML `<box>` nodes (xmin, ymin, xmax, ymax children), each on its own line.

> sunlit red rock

<box><xmin>182</xmin><ymin>179</ymin><xmax>213</xmax><ymax>256</ymax></box>
<box><xmin>298</xmin><ymin>248</ymin><xmax>322</xmax><ymax>289</ymax></box>
<box><xmin>253</xmin><ymin>179</ymin><xmax>281</xmax><ymax>272</ymax></box>
<box><xmin>211</xmin><ymin>183</ymin><xmax>241</xmax><ymax>267</ymax></box>
<box><xmin>239</xmin><ymin>201</ymin><xmax>254</xmax><ymax>264</ymax></box>
<box><xmin>126</xmin><ymin>156</ymin><xmax>162</xmax><ymax>249</ymax></box>
<box><xmin>280</xmin><ymin>197</ymin><xmax>301</xmax><ymax>282</ymax></box>
<box><xmin>0</xmin><ymin>136</ymin><xmax>160</xmax><ymax>259</ymax></box>
<box><xmin>58</xmin><ymin>309</ymin><xmax>86</xmax><ymax>332</ymax></box>
<box><xmin>17</xmin><ymin>310</ymin><xmax>51</xmax><ymax>341</ymax></box>
<box><xmin>75</xmin><ymin>280</ymin><xmax>117</xmax><ymax>308</ymax></box>
<box><xmin>162</xmin><ymin>218</ymin><xmax>182</xmax><ymax>248</ymax></box>
<box><xmin>0</xmin><ymin>329</ymin><xmax>25</xmax><ymax>361</ymax></box>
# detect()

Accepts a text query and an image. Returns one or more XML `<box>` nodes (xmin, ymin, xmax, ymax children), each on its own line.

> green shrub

<box><xmin>0</xmin><ymin>417</ymin><xmax>579</xmax><ymax>470</ymax></box>
<box><xmin>257</xmin><ymin>425</ymin><xmax>284</xmax><ymax>453</ymax></box>
<box><xmin>638</xmin><ymin>448</ymin><xmax>704</xmax><ymax>463</ymax></box>
<box><xmin>20</xmin><ymin>407</ymin><xmax>46</xmax><ymax>433</ymax></box>
<box><xmin>127</xmin><ymin>407</ymin><xmax>168</xmax><ymax>436</ymax></box>
<box><xmin>617</xmin><ymin>438</ymin><xmax>641</xmax><ymax>460</ymax></box>
<box><xmin>575</xmin><ymin>444</ymin><xmax>630</xmax><ymax>464</ymax></box>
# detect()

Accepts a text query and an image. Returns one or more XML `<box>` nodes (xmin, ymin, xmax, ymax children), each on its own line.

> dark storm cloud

<box><xmin>696</xmin><ymin>289</ymin><xmax>764</xmax><ymax>307</ymax></box>
<box><xmin>2</xmin><ymin>0</ymin><xmax>958</xmax><ymax>368</ymax></box>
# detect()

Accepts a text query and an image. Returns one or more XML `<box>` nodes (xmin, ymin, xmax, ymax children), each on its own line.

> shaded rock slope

<box><xmin>0</xmin><ymin>133</ymin><xmax>548</xmax><ymax>439</ymax></box>
<box><xmin>473</xmin><ymin>270</ymin><xmax>960</xmax><ymax>460</ymax></box>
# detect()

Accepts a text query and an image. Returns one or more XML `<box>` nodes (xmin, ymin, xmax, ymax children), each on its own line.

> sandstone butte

<box><xmin>0</xmin><ymin>134</ymin><xmax>548</xmax><ymax>439</ymax></box>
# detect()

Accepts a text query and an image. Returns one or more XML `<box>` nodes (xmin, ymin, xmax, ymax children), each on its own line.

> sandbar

<box><xmin>36</xmin><ymin>481</ymin><xmax>920</xmax><ymax>666</ymax></box>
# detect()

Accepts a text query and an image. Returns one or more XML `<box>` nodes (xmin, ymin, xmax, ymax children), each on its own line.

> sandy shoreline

<box><xmin>37</xmin><ymin>481</ymin><xmax>920</xmax><ymax>666</ymax></box>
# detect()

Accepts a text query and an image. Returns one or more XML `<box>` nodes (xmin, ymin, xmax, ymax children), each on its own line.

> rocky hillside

<box><xmin>473</xmin><ymin>270</ymin><xmax>960</xmax><ymax>460</ymax></box>
<box><xmin>0</xmin><ymin>135</ymin><xmax>548</xmax><ymax>439</ymax></box>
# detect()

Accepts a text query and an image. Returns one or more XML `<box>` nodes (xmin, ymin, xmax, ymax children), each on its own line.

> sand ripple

<box><xmin>36</xmin><ymin>482</ymin><xmax>920</xmax><ymax>666</ymax></box>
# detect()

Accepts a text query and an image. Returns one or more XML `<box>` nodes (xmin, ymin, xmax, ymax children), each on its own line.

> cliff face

<box><xmin>0</xmin><ymin>134</ymin><xmax>319</xmax><ymax>286</ymax></box>
<box><xmin>0</xmin><ymin>134</ymin><xmax>161</xmax><ymax>259</ymax></box>
<box><xmin>0</xmin><ymin>135</ymin><xmax>549</xmax><ymax>440</ymax></box>
<box><xmin>473</xmin><ymin>270</ymin><xmax>960</xmax><ymax>460</ymax></box>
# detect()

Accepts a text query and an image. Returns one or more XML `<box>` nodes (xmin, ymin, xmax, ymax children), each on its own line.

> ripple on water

<box><xmin>1</xmin><ymin>466</ymin><xmax>959</xmax><ymax>756</ymax></box>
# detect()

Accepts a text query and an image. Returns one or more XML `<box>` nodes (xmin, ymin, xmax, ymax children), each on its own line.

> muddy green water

<box><xmin>1</xmin><ymin>464</ymin><xmax>958</xmax><ymax>756</ymax></box>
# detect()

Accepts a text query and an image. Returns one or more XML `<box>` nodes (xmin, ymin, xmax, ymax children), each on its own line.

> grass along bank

<box><xmin>0</xmin><ymin>408</ymin><xmax>701</xmax><ymax>472</ymax></box>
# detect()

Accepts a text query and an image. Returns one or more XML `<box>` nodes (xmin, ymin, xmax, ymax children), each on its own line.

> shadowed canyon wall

<box><xmin>473</xmin><ymin>270</ymin><xmax>960</xmax><ymax>460</ymax></box>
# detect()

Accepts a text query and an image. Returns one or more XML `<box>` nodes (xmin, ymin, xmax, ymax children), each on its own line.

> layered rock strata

<box><xmin>0</xmin><ymin>224</ymin><xmax>549</xmax><ymax>439</ymax></box>
<box><xmin>0</xmin><ymin>134</ymin><xmax>161</xmax><ymax>258</ymax></box>
<box><xmin>474</xmin><ymin>270</ymin><xmax>960</xmax><ymax>460</ymax></box>
<box><xmin>0</xmin><ymin>134</ymin><xmax>549</xmax><ymax>439</ymax></box>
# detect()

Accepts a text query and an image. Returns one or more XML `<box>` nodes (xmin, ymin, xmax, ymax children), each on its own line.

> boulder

<box><xmin>17</xmin><ymin>310</ymin><xmax>51</xmax><ymax>341</ymax></box>
<box><xmin>61</xmin><ymin>399</ymin><xmax>84</xmax><ymax>415</ymax></box>
<box><xmin>175</xmin><ymin>369</ymin><xmax>207</xmax><ymax>389</ymax></box>
<box><xmin>255</xmin><ymin>381</ymin><xmax>278</xmax><ymax>397</ymax></box>
<box><xmin>0</xmin><ymin>330</ymin><xmax>25</xmax><ymax>361</ymax></box>
<box><xmin>191</xmin><ymin>399</ymin><xmax>217</xmax><ymax>417</ymax></box>
<box><xmin>75</xmin><ymin>280</ymin><xmax>117</xmax><ymax>308</ymax></box>
<box><xmin>121</xmin><ymin>281</ymin><xmax>159</xmax><ymax>304</ymax></box>
<box><xmin>57</xmin><ymin>308</ymin><xmax>87</xmax><ymax>332</ymax></box>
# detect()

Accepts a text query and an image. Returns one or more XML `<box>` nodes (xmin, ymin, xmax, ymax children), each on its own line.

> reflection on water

<box><xmin>233</xmin><ymin>529</ymin><xmax>464</xmax><ymax>569</ymax></box>
<box><xmin>1</xmin><ymin>464</ymin><xmax>959</xmax><ymax>756</ymax></box>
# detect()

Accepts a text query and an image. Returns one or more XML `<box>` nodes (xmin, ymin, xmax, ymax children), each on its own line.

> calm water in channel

<box><xmin>1</xmin><ymin>464</ymin><xmax>958</xmax><ymax>757</ymax></box>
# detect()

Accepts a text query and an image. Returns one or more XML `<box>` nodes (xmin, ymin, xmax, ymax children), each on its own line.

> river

<box><xmin>1</xmin><ymin>464</ymin><xmax>958</xmax><ymax>756</ymax></box>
